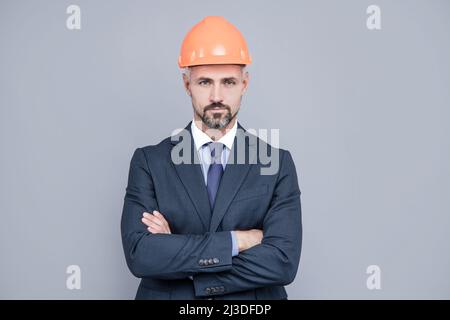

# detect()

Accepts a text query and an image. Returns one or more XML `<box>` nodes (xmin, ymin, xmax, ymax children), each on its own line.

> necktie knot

<box><xmin>207</xmin><ymin>142</ymin><xmax>224</xmax><ymax>164</ymax></box>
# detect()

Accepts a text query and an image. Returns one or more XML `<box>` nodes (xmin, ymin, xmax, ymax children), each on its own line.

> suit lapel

<box><xmin>170</xmin><ymin>122</ymin><xmax>211</xmax><ymax>230</ymax></box>
<box><xmin>209</xmin><ymin>123</ymin><xmax>256</xmax><ymax>232</ymax></box>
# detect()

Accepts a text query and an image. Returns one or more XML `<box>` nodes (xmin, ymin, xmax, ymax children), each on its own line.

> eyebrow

<box><xmin>196</xmin><ymin>77</ymin><xmax>239</xmax><ymax>82</ymax></box>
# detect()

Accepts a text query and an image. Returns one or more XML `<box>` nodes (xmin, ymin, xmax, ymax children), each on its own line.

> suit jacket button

<box><xmin>198</xmin><ymin>259</ymin><xmax>204</xmax><ymax>266</ymax></box>
<box><xmin>208</xmin><ymin>258</ymin><xmax>214</xmax><ymax>265</ymax></box>
<box><xmin>205</xmin><ymin>288</ymin><xmax>211</xmax><ymax>294</ymax></box>
<box><xmin>213</xmin><ymin>258</ymin><xmax>219</xmax><ymax>264</ymax></box>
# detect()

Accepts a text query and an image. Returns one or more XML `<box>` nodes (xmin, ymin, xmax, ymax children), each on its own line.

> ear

<box><xmin>182</xmin><ymin>73</ymin><xmax>191</xmax><ymax>96</ymax></box>
<box><xmin>242</xmin><ymin>71</ymin><xmax>249</xmax><ymax>94</ymax></box>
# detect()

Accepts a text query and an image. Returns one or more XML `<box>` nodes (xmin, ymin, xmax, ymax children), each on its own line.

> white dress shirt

<box><xmin>190</xmin><ymin>118</ymin><xmax>237</xmax><ymax>185</ymax></box>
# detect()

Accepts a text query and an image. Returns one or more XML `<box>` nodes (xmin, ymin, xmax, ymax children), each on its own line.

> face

<box><xmin>183</xmin><ymin>64</ymin><xmax>249</xmax><ymax>130</ymax></box>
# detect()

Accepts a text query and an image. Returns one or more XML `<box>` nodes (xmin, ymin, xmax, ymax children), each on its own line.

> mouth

<box><xmin>206</xmin><ymin>108</ymin><xmax>226</xmax><ymax>113</ymax></box>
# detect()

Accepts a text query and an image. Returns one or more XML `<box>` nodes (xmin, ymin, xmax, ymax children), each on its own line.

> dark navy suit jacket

<box><xmin>121</xmin><ymin>121</ymin><xmax>302</xmax><ymax>299</ymax></box>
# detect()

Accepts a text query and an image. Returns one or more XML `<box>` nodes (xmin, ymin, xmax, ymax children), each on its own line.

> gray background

<box><xmin>1</xmin><ymin>0</ymin><xmax>449</xmax><ymax>299</ymax></box>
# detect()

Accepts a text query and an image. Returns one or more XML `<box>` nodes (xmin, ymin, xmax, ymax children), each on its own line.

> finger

<box><xmin>154</xmin><ymin>211</ymin><xmax>170</xmax><ymax>229</ymax></box>
<box><xmin>141</xmin><ymin>217</ymin><xmax>152</xmax><ymax>227</ymax></box>
<box><xmin>163</xmin><ymin>225</ymin><xmax>170</xmax><ymax>233</ymax></box>
<box><xmin>153</xmin><ymin>210</ymin><xmax>166</xmax><ymax>223</ymax></box>
<box><xmin>142</xmin><ymin>216</ymin><xmax>163</xmax><ymax>229</ymax></box>
<box><xmin>153</xmin><ymin>211</ymin><xmax>167</xmax><ymax>221</ymax></box>
<box><xmin>141</xmin><ymin>217</ymin><xmax>161</xmax><ymax>229</ymax></box>
<box><xmin>144</xmin><ymin>212</ymin><xmax>170</xmax><ymax>233</ymax></box>
<box><xmin>143</xmin><ymin>212</ymin><xmax>154</xmax><ymax>218</ymax></box>
<box><xmin>148</xmin><ymin>224</ymin><xmax>165</xmax><ymax>234</ymax></box>
<box><xmin>143</xmin><ymin>212</ymin><xmax>164</xmax><ymax>227</ymax></box>
<box><xmin>153</xmin><ymin>211</ymin><xmax>168</xmax><ymax>225</ymax></box>
<box><xmin>148</xmin><ymin>225</ymin><xmax>168</xmax><ymax>234</ymax></box>
<box><xmin>151</xmin><ymin>217</ymin><xmax>165</xmax><ymax>228</ymax></box>
<box><xmin>148</xmin><ymin>226</ymin><xmax>159</xmax><ymax>234</ymax></box>
<box><xmin>142</xmin><ymin>214</ymin><xmax>158</xmax><ymax>224</ymax></box>
<box><xmin>142</xmin><ymin>212</ymin><xmax>153</xmax><ymax>221</ymax></box>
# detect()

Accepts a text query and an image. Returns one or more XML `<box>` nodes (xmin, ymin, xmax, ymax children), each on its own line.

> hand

<box><xmin>234</xmin><ymin>229</ymin><xmax>263</xmax><ymax>252</ymax></box>
<box><xmin>141</xmin><ymin>211</ymin><xmax>171</xmax><ymax>234</ymax></box>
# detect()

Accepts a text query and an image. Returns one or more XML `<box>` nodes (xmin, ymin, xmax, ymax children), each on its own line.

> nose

<box><xmin>209</xmin><ymin>84</ymin><xmax>223</xmax><ymax>104</ymax></box>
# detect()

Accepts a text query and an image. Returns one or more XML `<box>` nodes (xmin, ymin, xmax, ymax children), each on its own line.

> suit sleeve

<box><xmin>192</xmin><ymin>150</ymin><xmax>302</xmax><ymax>297</ymax></box>
<box><xmin>121</xmin><ymin>148</ymin><xmax>233</xmax><ymax>280</ymax></box>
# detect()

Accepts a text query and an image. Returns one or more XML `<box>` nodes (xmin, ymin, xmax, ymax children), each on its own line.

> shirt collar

<box><xmin>191</xmin><ymin>118</ymin><xmax>237</xmax><ymax>151</ymax></box>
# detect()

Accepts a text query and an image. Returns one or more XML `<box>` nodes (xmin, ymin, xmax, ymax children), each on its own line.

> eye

<box><xmin>224</xmin><ymin>79</ymin><xmax>236</xmax><ymax>86</ymax></box>
<box><xmin>198</xmin><ymin>80</ymin><xmax>210</xmax><ymax>86</ymax></box>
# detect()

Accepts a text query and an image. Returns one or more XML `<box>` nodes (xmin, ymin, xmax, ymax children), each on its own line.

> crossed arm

<box><xmin>121</xmin><ymin>147</ymin><xmax>302</xmax><ymax>297</ymax></box>
<box><xmin>141</xmin><ymin>211</ymin><xmax>263</xmax><ymax>253</ymax></box>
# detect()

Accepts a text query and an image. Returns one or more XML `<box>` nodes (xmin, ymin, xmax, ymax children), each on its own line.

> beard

<box><xmin>197</xmin><ymin>102</ymin><xmax>238</xmax><ymax>129</ymax></box>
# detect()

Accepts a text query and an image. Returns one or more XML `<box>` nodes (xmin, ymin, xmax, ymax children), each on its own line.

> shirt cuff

<box><xmin>231</xmin><ymin>231</ymin><xmax>239</xmax><ymax>257</ymax></box>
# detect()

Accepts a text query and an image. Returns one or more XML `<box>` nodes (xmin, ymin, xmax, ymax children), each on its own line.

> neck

<box><xmin>193</xmin><ymin>116</ymin><xmax>236</xmax><ymax>141</ymax></box>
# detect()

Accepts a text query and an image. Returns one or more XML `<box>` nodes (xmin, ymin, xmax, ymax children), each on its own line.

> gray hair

<box><xmin>182</xmin><ymin>65</ymin><xmax>248</xmax><ymax>81</ymax></box>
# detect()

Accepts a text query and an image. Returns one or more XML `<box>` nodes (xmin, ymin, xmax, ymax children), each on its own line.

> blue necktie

<box><xmin>206</xmin><ymin>142</ymin><xmax>224</xmax><ymax>209</ymax></box>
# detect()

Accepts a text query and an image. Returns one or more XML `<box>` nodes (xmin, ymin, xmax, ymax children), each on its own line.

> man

<box><xmin>121</xmin><ymin>16</ymin><xmax>302</xmax><ymax>300</ymax></box>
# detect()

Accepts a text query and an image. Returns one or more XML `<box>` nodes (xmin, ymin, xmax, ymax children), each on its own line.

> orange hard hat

<box><xmin>178</xmin><ymin>16</ymin><xmax>252</xmax><ymax>68</ymax></box>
